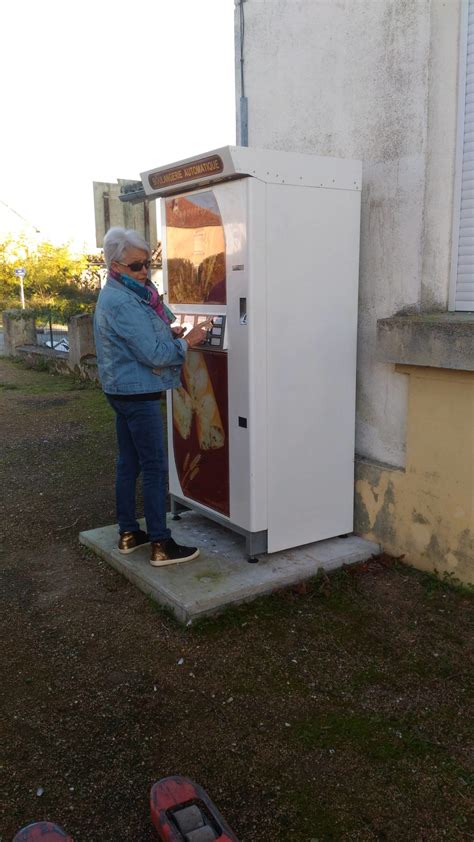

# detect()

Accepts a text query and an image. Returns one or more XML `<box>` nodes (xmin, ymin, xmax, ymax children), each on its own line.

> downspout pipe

<box><xmin>237</xmin><ymin>0</ymin><xmax>248</xmax><ymax>146</ymax></box>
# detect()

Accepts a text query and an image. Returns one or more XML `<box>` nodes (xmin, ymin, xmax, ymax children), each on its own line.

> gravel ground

<box><xmin>0</xmin><ymin>356</ymin><xmax>473</xmax><ymax>842</ymax></box>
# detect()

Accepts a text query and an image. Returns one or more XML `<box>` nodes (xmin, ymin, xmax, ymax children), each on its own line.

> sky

<box><xmin>0</xmin><ymin>0</ymin><xmax>236</xmax><ymax>251</ymax></box>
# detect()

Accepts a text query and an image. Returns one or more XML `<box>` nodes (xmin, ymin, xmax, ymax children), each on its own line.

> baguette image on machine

<box><xmin>173</xmin><ymin>353</ymin><xmax>225</xmax><ymax>450</ymax></box>
<box><xmin>172</xmin><ymin>349</ymin><xmax>229</xmax><ymax>516</ymax></box>
<box><xmin>186</xmin><ymin>351</ymin><xmax>225</xmax><ymax>450</ymax></box>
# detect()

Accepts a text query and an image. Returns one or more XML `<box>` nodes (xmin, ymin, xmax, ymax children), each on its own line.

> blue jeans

<box><xmin>106</xmin><ymin>398</ymin><xmax>171</xmax><ymax>542</ymax></box>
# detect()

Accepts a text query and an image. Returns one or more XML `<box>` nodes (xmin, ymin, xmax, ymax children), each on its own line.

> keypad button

<box><xmin>210</xmin><ymin>338</ymin><xmax>221</xmax><ymax>346</ymax></box>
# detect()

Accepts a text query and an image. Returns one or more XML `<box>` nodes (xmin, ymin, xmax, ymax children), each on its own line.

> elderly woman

<box><xmin>94</xmin><ymin>227</ymin><xmax>209</xmax><ymax>566</ymax></box>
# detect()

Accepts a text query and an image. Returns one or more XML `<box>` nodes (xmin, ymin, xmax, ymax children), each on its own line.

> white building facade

<box><xmin>234</xmin><ymin>0</ymin><xmax>474</xmax><ymax>582</ymax></box>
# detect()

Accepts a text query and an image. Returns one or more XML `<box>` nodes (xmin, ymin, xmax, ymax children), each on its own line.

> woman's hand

<box><xmin>171</xmin><ymin>325</ymin><xmax>186</xmax><ymax>339</ymax></box>
<box><xmin>184</xmin><ymin>319</ymin><xmax>213</xmax><ymax>348</ymax></box>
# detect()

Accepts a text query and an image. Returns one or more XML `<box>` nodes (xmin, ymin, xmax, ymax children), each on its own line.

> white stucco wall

<box><xmin>235</xmin><ymin>0</ymin><xmax>461</xmax><ymax>467</ymax></box>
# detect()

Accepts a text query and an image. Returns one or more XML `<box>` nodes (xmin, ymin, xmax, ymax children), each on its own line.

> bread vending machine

<box><xmin>139</xmin><ymin>147</ymin><xmax>361</xmax><ymax>557</ymax></box>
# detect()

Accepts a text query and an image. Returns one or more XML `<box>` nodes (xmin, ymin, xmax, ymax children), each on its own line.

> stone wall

<box><xmin>68</xmin><ymin>314</ymin><xmax>96</xmax><ymax>371</ymax></box>
<box><xmin>3</xmin><ymin>310</ymin><xmax>99</xmax><ymax>383</ymax></box>
<box><xmin>2</xmin><ymin>310</ymin><xmax>36</xmax><ymax>354</ymax></box>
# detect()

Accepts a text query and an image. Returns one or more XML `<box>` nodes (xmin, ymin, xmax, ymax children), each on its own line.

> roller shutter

<box><xmin>454</xmin><ymin>0</ymin><xmax>474</xmax><ymax>310</ymax></box>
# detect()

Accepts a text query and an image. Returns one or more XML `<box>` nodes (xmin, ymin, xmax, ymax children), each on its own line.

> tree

<box><xmin>0</xmin><ymin>235</ymin><xmax>94</xmax><ymax>321</ymax></box>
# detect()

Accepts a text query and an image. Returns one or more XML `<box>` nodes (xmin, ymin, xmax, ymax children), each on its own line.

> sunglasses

<box><xmin>118</xmin><ymin>259</ymin><xmax>152</xmax><ymax>272</ymax></box>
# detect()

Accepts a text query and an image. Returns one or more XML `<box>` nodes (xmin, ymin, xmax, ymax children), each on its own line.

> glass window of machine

<box><xmin>165</xmin><ymin>191</ymin><xmax>226</xmax><ymax>305</ymax></box>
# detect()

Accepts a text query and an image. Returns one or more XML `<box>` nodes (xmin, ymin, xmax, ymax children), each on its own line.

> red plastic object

<box><xmin>150</xmin><ymin>776</ymin><xmax>239</xmax><ymax>841</ymax></box>
<box><xmin>13</xmin><ymin>823</ymin><xmax>73</xmax><ymax>842</ymax></box>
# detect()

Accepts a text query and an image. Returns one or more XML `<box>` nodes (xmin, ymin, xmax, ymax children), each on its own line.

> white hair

<box><xmin>103</xmin><ymin>227</ymin><xmax>150</xmax><ymax>268</ymax></box>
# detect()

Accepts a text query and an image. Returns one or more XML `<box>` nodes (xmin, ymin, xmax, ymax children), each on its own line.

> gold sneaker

<box><xmin>118</xmin><ymin>530</ymin><xmax>150</xmax><ymax>554</ymax></box>
<box><xmin>150</xmin><ymin>537</ymin><xmax>200</xmax><ymax>567</ymax></box>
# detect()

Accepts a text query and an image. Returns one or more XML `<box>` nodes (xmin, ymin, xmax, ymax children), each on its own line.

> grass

<box><xmin>398</xmin><ymin>558</ymin><xmax>474</xmax><ymax>597</ymax></box>
<box><xmin>192</xmin><ymin>569</ymin><xmax>377</xmax><ymax>640</ymax></box>
<box><xmin>1</xmin><ymin>357</ymin><xmax>114</xmax><ymax>431</ymax></box>
<box><xmin>1</xmin><ymin>355</ymin><xmax>473</xmax><ymax>842</ymax></box>
<box><xmin>293</xmin><ymin>711</ymin><xmax>432</xmax><ymax>761</ymax></box>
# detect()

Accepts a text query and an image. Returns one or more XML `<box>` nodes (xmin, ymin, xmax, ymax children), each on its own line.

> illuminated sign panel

<box><xmin>148</xmin><ymin>155</ymin><xmax>224</xmax><ymax>190</ymax></box>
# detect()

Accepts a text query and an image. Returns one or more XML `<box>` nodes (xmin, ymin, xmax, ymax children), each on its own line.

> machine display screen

<box><xmin>165</xmin><ymin>191</ymin><xmax>226</xmax><ymax>305</ymax></box>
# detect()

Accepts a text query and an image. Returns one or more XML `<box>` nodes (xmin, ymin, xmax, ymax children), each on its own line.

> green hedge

<box><xmin>1</xmin><ymin>293</ymin><xmax>97</xmax><ymax>325</ymax></box>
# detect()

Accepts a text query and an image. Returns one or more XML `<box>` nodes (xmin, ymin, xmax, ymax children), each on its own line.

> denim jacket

<box><xmin>93</xmin><ymin>277</ymin><xmax>187</xmax><ymax>394</ymax></box>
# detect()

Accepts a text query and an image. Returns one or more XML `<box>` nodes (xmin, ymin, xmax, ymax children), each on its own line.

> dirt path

<box><xmin>0</xmin><ymin>357</ymin><xmax>473</xmax><ymax>841</ymax></box>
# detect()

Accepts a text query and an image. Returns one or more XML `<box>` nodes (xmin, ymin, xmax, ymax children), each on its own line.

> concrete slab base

<box><xmin>79</xmin><ymin>512</ymin><xmax>380</xmax><ymax>624</ymax></box>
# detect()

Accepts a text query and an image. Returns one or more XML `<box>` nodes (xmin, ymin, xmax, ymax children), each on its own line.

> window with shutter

<box><xmin>453</xmin><ymin>0</ymin><xmax>474</xmax><ymax>310</ymax></box>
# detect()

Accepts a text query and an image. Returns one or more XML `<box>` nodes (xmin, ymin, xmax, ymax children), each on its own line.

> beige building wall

<box><xmin>356</xmin><ymin>366</ymin><xmax>474</xmax><ymax>584</ymax></box>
